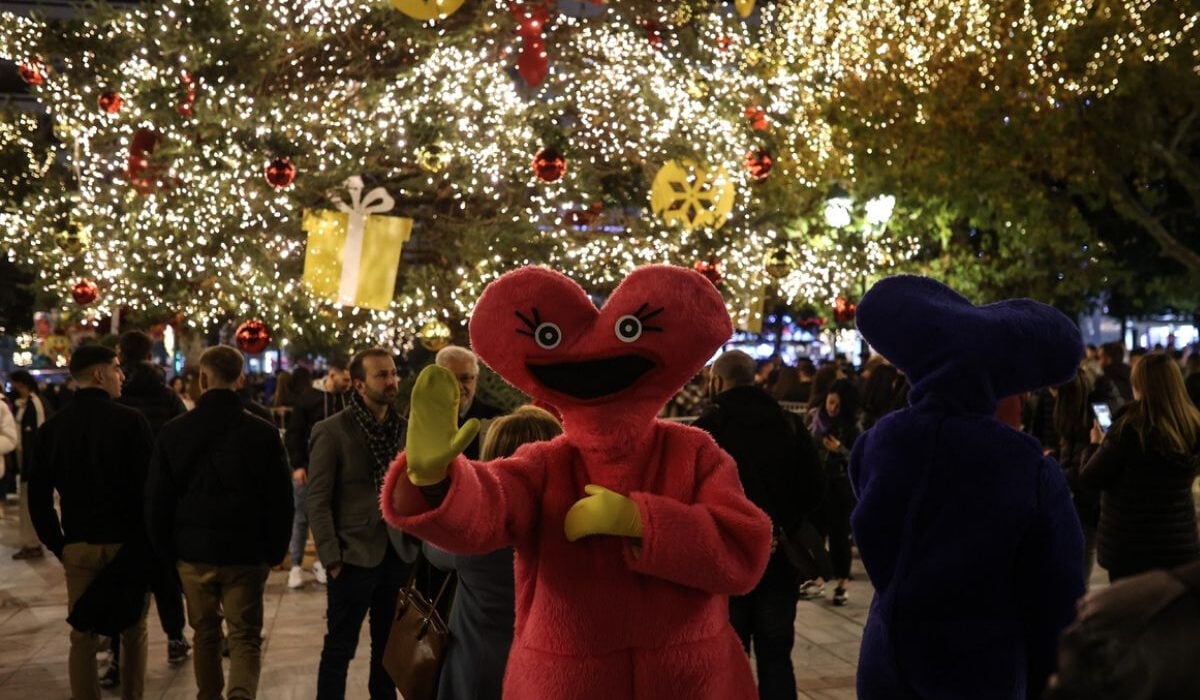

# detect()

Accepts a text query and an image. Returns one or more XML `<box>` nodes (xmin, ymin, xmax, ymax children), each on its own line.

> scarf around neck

<box><xmin>349</xmin><ymin>390</ymin><xmax>403</xmax><ymax>489</ymax></box>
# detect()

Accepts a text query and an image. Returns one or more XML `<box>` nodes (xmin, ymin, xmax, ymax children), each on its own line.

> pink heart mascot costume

<box><xmin>381</xmin><ymin>265</ymin><xmax>772</xmax><ymax>698</ymax></box>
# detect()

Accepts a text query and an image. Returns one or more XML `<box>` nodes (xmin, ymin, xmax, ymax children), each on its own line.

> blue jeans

<box><xmin>316</xmin><ymin>547</ymin><xmax>409</xmax><ymax>700</ymax></box>
<box><xmin>290</xmin><ymin>482</ymin><xmax>308</xmax><ymax>567</ymax></box>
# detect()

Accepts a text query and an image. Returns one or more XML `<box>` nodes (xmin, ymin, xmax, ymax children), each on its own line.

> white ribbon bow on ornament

<box><xmin>330</xmin><ymin>176</ymin><xmax>395</xmax><ymax>306</ymax></box>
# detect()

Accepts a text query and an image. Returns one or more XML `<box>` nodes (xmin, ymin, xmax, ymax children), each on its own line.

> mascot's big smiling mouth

<box><xmin>527</xmin><ymin>355</ymin><xmax>656</xmax><ymax>400</ymax></box>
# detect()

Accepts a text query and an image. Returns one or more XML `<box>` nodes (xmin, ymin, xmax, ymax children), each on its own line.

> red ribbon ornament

<box><xmin>508</xmin><ymin>1</ymin><xmax>553</xmax><ymax>87</ymax></box>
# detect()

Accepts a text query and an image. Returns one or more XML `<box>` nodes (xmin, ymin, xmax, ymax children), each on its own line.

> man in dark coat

<box><xmin>145</xmin><ymin>345</ymin><xmax>293</xmax><ymax>700</ymax></box>
<box><xmin>28</xmin><ymin>344</ymin><xmax>155</xmax><ymax>700</ymax></box>
<box><xmin>284</xmin><ymin>357</ymin><xmax>351</xmax><ymax>587</ymax></box>
<box><xmin>308</xmin><ymin>348</ymin><xmax>418</xmax><ymax>699</ymax></box>
<box><xmin>116</xmin><ymin>329</ymin><xmax>190</xmax><ymax>669</ymax></box>
<box><xmin>118</xmin><ymin>330</ymin><xmax>186</xmax><ymax>433</ymax></box>
<box><xmin>693</xmin><ymin>350</ymin><xmax>825</xmax><ymax>700</ymax></box>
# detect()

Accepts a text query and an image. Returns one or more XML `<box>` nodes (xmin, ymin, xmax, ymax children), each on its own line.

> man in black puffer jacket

<box><xmin>146</xmin><ymin>345</ymin><xmax>292</xmax><ymax>700</ymax></box>
<box><xmin>115</xmin><ymin>330</ymin><xmax>190</xmax><ymax>673</ymax></box>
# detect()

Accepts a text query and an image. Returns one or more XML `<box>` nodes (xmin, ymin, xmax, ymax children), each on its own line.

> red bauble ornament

<box><xmin>265</xmin><ymin>158</ymin><xmax>296</xmax><ymax>188</ymax></box>
<box><xmin>127</xmin><ymin>128</ymin><xmax>168</xmax><ymax>194</ymax></box>
<box><xmin>235</xmin><ymin>320</ymin><xmax>271</xmax><ymax>354</ymax></box>
<box><xmin>177</xmin><ymin>71</ymin><xmax>196</xmax><ymax>116</ymax></box>
<box><xmin>565</xmin><ymin>201</ymin><xmax>603</xmax><ymax>228</ymax></box>
<box><xmin>798</xmin><ymin>316</ymin><xmax>826</xmax><ymax>333</ymax></box>
<box><xmin>642</xmin><ymin>20</ymin><xmax>664</xmax><ymax>50</ymax></box>
<box><xmin>532</xmin><ymin>148</ymin><xmax>566</xmax><ymax>182</ymax></box>
<box><xmin>833</xmin><ymin>296</ymin><xmax>857</xmax><ymax>323</ymax></box>
<box><xmin>18</xmin><ymin>61</ymin><xmax>46</xmax><ymax>85</ymax></box>
<box><xmin>744</xmin><ymin>149</ymin><xmax>774</xmax><ymax>181</ymax></box>
<box><xmin>693</xmin><ymin>259</ymin><xmax>722</xmax><ymax>286</ymax></box>
<box><xmin>98</xmin><ymin>91</ymin><xmax>123</xmax><ymax>114</ymax></box>
<box><xmin>71</xmin><ymin>279</ymin><xmax>98</xmax><ymax>305</ymax></box>
<box><xmin>745</xmin><ymin>105</ymin><xmax>769</xmax><ymax>131</ymax></box>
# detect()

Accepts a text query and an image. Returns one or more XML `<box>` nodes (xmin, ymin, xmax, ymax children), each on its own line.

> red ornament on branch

<box><xmin>177</xmin><ymin>71</ymin><xmax>196</xmax><ymax>116</ymax></box>
<box><xmin>643</xmin><ymin>20</ymin><xmax>664</xmax><ymax>50</ymax></box>
<box><xmin>833</xmin><ymin>296</ymin><xmax>857</xmax><ymax>323</ymax></box>
<box><xmin>127</xmin><ymin>128</ymin><xmax>175</xmax><ymax>194</ymax></box>
<box><xmin>71</xmin><ymin>279</ymin><xmax>99</xmax><ymax>306</ymax></box>
<box><xmin>235</xmin><ymin>320</ymin><xmax>271</xmax><ymax>354</ymax></box>
<box><xmin>745</xmin><ymin>105</ymin><xmax>769</xmax><ymax>131</ymax></box>
<box><xmin>744</xmin><ymin>149</ymin><xmax>773</xmax><ymax>181</ymax></box>
<box><xmin>798</xmin><ymin>316</ymin><xmax>826</xmax><ymax>333</ymax></box>
<box><xmin>98</xmin><ymin>91</ymin><xmax>123</xmax><ymax>114</ymax></box>
<box><xmin>18</xmin><ymin>60</ymin><xmax>46</xmax><ymax>85</ymax></box>
<box><xmin>693</xmin><ymin>259</ymin><xmax>722</xmax><ymax>286</ymax></box>
<box><xmin>532</xmin><ymin>148</ymin><xmax>566</xmax><ymax>182</ymax></box>
<box><xmin>265</xmin><ymin>158</ymin><xmax>296</xmax><ymax>189</ymax></box>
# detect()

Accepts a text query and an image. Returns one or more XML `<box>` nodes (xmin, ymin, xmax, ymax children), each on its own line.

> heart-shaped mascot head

<box><xmin>470</xmin><ymin>265</ymin><xmax>732</xmax><ymax>435</ymax></box>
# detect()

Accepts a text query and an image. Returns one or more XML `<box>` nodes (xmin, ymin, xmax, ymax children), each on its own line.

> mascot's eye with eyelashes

<box><xmin>615</xmin><ymin>304</ymin><xmax>664</xmax><ymax>343</ymax></box>
<box><xmin>515</xmin><ymin>308</ymin><xmax>563</xmax><ymax>349</ymax></box>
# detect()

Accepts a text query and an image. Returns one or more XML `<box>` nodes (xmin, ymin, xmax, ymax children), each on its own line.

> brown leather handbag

<box><xmin>383</xmin><ymin>556</ymin><xmax>455</xmax><ymax>700</ymax></box>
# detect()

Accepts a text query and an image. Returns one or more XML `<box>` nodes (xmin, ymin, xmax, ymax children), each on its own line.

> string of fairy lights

<box><xmin>0</xmin><ymin>0</ymin><xmax>1196</xmax><ymax>348</ymax></box>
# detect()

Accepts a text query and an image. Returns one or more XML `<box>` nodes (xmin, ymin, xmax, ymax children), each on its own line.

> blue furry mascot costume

<box><xmin>850</xmin><ymin>276</ymin><xmax>1085</xmax><ymax>699</ymax></box>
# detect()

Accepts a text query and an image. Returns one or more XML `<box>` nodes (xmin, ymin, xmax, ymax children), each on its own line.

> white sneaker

<box><xmin>312</xmin><ymin>561</ymin><xmax>327</xmax><ymax>585</ymax></box>
<box><xmin>287</xmin><ymin>565</ymin><xmax>304</xmax><ymax>589</ymax></box>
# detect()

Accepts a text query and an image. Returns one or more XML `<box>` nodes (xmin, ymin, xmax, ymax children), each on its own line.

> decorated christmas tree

<box><xmin>1</xmin><ymin>0</ymin><xmax>1195</xmax><ymax>351</ymax></box>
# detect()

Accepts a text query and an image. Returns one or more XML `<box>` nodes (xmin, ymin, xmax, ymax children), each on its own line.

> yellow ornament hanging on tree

<box><xmin>650</xmin><ymin>160</ymin><xmax>736</xmax><ymax>232</ymax></box>
<box><xmin>389</xmin><ymin>0</ymin><xmax>465</xmax><ymax>21</ymax></box>
<box><xmin>417</xmin><ymin>319</ymin><xmax>452</xmax><ymax>351</ymax></box>
<box><xmin>734</xmin><ymin>0</ymin><xmax>757</xmax><ymax>19</ymax></box>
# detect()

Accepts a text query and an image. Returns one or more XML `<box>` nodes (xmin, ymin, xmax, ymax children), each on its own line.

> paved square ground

<box><xmin>0</xmin><ymin>494</ymin><xmax>1115</xmax><ymax>699</ymax></box>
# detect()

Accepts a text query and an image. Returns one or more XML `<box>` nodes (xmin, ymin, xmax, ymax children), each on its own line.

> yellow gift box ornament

<box><xmin>302</xmin><ymin>176</ymin><xmax>413</xmax><ymax>311</ymax></box>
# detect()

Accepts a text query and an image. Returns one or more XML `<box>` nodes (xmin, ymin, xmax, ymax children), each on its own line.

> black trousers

<box><xmin>730</xmin><ymin>553</ymin><xmax>800</xmax><ymax>700</ymax></box>
<box><xmin>109</xmin><ymin>558</ymin><xmax>186</xmax><ymax>665</ymax></box>
<box><xmin>817</xmin><ymin>476</ymin><xmax>855</xmax><ymax>580</ymax></box>
<box><xmin>316</xmin><ymin>547</ymin><xmax>409</xmax><ymax>700</ymax></box>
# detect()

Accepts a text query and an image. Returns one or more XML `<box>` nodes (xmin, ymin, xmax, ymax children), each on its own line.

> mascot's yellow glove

<box><xmin>406</xmin><ymin>365</ymin><xmax>480</xmax><ymax>487</ymax></box>
<box><xmin>564</xmin><ymin>485</ymin><xmax>643</xmax><ymax>542</ymax></box>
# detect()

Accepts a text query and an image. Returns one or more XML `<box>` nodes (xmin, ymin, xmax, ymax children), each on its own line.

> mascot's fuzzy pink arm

<box><xmin>381</xmin><ymin>265</ymin><xmax>772</xmax><ymax>699</ymax></box>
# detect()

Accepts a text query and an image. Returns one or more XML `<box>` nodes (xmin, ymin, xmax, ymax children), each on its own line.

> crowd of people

<box><xmin>1</xmin><ymin>328</ymin><xmax>1198</xmax><ymax>700</ymax></box>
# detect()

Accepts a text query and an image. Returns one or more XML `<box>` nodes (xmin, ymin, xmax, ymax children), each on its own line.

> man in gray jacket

<box><xmin>308</xmin><ymin>347</ymin><xmax>417</xmax><ymax>700</ymax></box>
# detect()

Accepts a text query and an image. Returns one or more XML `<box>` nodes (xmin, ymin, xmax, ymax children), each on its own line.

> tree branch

<box><xmin>1108</xmin><ymin>177</ymin><xmax>1200</xmax><ymax>272</ymax></box>
<box><xmin>1168</xmin><ymin>108</ymin><xmax>1198</xmax><ymax>154</ymax></box>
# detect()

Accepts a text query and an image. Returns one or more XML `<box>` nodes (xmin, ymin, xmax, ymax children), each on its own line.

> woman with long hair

<box><xmin>1079</xmin><ymin>352</ymin><xmax>1200</xmax><ymax>581</ymax></box>
<box><xmin>9</xmin><ymin>370</ymin><xmax>50</xmax><ymax>559</ymax></box>
<box><xmin>859</xmin><ymin>363</ymin><xmax>909</xmax><ymax>432</ymax></box>
<box><xmin>425</xmin><ymin>405</ymin><xmax>563</xmax><ymax>700</ymax></box>
<box><xmin>1052</xmin><ymin>371</ymin><xmax>1100</xmax><ymax>582</ymax></box>
<box><xmin>805</xmin><ymin>363</ymin><xmax>843</xmax><ymax>413</ymax></box>
<box><xmin>806</xmin><ymin>379</ymin><xmax>861</xmax><ymax>606</ymax></box>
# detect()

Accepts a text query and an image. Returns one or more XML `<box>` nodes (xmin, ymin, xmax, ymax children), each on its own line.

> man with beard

<box><xmin>307</xmin><ymin>348</ymin><xmax>418</xmax><ymax>699</ymax></box>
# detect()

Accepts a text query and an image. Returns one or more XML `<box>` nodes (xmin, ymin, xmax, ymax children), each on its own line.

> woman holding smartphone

<box><xmin>807</xmin><ymin>379</ymin><xmax>861</xmax><ymax>606</ymax></box>
<box><xmin>1078</xmin><ymin>352</ymin><xmax>1200</xmax><ymax>582</ymax></box>
<box><xmin>1051</xmin><ymin>371</ymin><xmax>1101</xmax><ymax>583</ymax></box>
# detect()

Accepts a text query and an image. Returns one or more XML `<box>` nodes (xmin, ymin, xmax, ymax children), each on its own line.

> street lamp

<box><xmin>865</xmin><ymin>194</ymin><xmax>896</xmax><ymax>229</ymax></box>
<box><xmin>823</xmin><ymin>195</ymin><xmax>853</xmax><ymax>229</ymax></box>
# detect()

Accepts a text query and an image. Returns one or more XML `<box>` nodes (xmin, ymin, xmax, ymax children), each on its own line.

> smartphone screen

<box><xmin>1092</xmin><ymin>403</ymin><xmax>1113</xmax><ymax>433</ymax></box>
